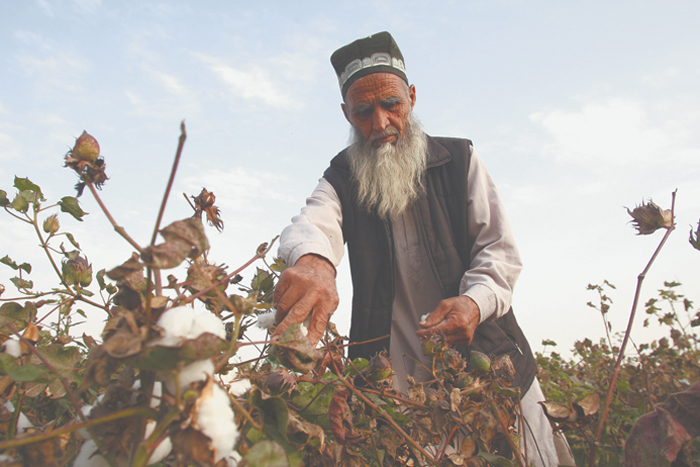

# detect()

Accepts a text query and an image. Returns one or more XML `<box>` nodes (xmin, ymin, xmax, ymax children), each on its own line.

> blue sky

<box><xmin>2</xmin><ymin>0</ymin><xmax>700</xmax><ymax>357</ymax></box>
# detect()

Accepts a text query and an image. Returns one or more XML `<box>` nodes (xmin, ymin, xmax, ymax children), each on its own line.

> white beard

<box><xmin>347</xmin><ymin>114</ymin><xmax>427</xmax><ymax>219</ymax></box>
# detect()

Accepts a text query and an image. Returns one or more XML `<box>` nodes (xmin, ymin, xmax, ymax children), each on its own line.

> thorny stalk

<box><xmin>589</xmin><ymin>190</ymin><xmax>677</xmax><ymax>467</ymax></box>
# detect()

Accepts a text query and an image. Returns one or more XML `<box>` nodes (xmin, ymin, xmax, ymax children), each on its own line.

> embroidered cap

<box><xmin>331</xmin><ymin>31</ymin><xmax>408</xmax><ymax>97</ymax></box>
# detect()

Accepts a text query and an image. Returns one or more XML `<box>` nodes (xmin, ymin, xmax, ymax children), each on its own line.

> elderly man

<box><xmin>273</xmin><ymin>32</ymin><xmax>564</xmax><ymax>466</ymax></box>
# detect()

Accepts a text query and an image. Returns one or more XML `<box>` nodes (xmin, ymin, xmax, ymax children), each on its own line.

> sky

<box><xmin>1</xmin><ymin>0</ymin><xmax>700</xmax><ymax>360</ymax></box>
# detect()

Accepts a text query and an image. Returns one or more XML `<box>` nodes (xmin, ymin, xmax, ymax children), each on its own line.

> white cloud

<box><xmin>195</xmin><ymin>54</ymin><xmax>297</xmax><ymax>109</ymax></box>
<box><xmin>0</xmin><ymin>133</ymin><xmax>23</xmax><ymax>162</ymax></box>
<box><xmin>183</xmin><ymin>167</ymin><xmax>293</xmax><ymax>213</ymax></box>
<box><xmin>14</xmin><ymin>32</ymin><xmax>89</xmax><ymax>96</ymax></box>
<box><xmin>72</xmin><ymin>0</ymin><xmax>101</xmax><ymax>14</ymax></box>
<box><xmin>530</xmin><ymin>98</ymin><xmax>672</xmax><ymax>167</ymax></box>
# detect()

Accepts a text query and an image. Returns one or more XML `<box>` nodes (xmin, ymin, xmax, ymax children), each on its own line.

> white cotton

<box><xmin>144</xmin><ymin>420</ymin><xmax>172</xmax><ymax>465</ymax></box>
<box><xmin>228</xmin><ymin>378</ymin><xmax>252</xmax><ymax>397</ymax></box>
<box><xmin>2</xmin><ymin>339</ymin><xmax>21</xmax><ymax>358</ymax></box>
<box><xmin>256</xmin><ymin>311</ymin><xmax>276</xmax><ymax>330</ymax></box>
<box><xmin>157</xmin><ymin>306</ymin><xmax>195</xmax><ymax>340</ymax></box>
<box><xmin>196</xmin><ymin>384</ymin><xmax>237</xmax><ymax>462</ymax></box>
<box><xmin>131</xmin><ymin>381</ymin><xmax>163</xmax><ymax>409</ymax></box>
<box><xmin>154</xmin><ymin>306</ymin><xmax>226</xmax><ymax>347</ymax></box>
<box><xmin>227</xmin><ymin>451</ymin><xmax>242</xmax><ymax>466</ymax></box>
<box><xmin>73</xmin><ymin>440</ymin><xmax>112</xmax><ymax>467</ymax></box>
<box><xmin>0</xmin><ymin>455</ymin><xmax>15</xmax><ymax>462</ymax></box>
<box><xmin>78</xmin><ymin>404</ymin><xmax>94</xmax><ymax>439</ymax></box>
<box><xmin>420</xmin><ymin>313</ymin><xmax>430</xmax><ymax>323</ymax></box>
<box><xmin>299</xmin><ymin>323</ymin><xmax>308</xmax><ymax>337</ymax></box>
<box><xmin>160</xmin><ymin>359</ymin><xmax>215</xmax><ymax>395</ymax></box>
<box><xmin>3</xmin><ymin>401</ymin><xmax>32</xmax><ymax>433</ymax></box>
<box><xmin>190</xmin><ymin>312</ymin><xmax>226</xmax><ymax>340</ymax></box>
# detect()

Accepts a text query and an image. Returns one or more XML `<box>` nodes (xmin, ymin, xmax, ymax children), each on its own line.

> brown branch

<box><xmin>150</xmin><ymin>121</ymin><xmax>187</xmax><ymax>247</ymax></box>
<box><xmin>87</xmin><ymin>181</ymin><xmax>143</xmax><ymax>253</ymax></box>
<box><xmin>488</xmin><ymin>397</ymin><xmax>525</xmax><ymax>467</ymax></box>
<box><xmin>590</xmin><ymin>189</ymin><xmax>677</xmax><ymax>467</ymax></box>
<box><xmin>0</xmin><ymin>407</ymin><xmax>154</xmax><ymax>451</ymax></box>
<box><xmin>330</xmin><ymin>359</ymin><xmax>438</xmax><ymax>466</ymax></box>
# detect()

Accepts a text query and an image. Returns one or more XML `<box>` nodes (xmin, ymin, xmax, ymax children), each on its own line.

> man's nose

<box><xmin>371</xmin><ymin>108</ymin><xmax>391</xmax><ymax>132</ymax></box>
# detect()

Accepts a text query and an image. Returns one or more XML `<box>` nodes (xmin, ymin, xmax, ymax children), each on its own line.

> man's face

<box><xmin>342</xmin><ymin>73</ymin><xmax>416</xmax><ymax>147</ymax></box>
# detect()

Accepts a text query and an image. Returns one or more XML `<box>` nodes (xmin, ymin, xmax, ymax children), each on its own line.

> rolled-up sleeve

<box><xmin>461</xmin><ymin>151</ymin><xmax>523</xmax><ymax>323</ymax></box>
<box><xmin>278</xmin><ymin>178</ymin><xmax>345</xmax><ymax>267</ymax></box>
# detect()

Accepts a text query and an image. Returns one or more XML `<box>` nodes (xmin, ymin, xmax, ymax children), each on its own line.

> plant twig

<box><xmin>330</xmin><ymin>359</ymin><xmax>438</xmax><ymax>466</ymax></box>
<box><xmin>488</xmin><ymin>397</ymin><xmax>525</xmax><ymax>467</ymax></box>
<box><xmin>0</xmin><ymin>407</ymin><xmax>155</xmax><ymax>451</ymax></box>
<box><xmin>150</xmin><ymin>121</ymin><xmax>187</xmax><ymax>248</ymax></box>
<box><xmin>87</xmin><ymin>181</ymin><xmax>143</xmax><ymax>253</ymax></box>
<box><xmin>590</xmin><ymin>190</ymin><xmax>677</xmax><ymax>466</ymax></box>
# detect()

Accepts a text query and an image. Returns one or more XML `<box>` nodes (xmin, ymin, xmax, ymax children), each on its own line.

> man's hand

<box><xmin>272</xmin><ymin>254</ymin><xmax>339</xmax><ymax>345</ymax></box>
<box><xmin>416</xmin><ymin>295</ymin><xmax>480</xmax><ymax>346</ymax></box>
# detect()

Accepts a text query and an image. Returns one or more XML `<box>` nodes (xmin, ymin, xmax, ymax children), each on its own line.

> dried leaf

<box><xmin>141</xmin><ymin>218</ymin><xmax>209</xmax><ymax>269</ymax></box>
<box><xmin>539</xmin><ymin>401</ymin><xmax>573</xmax><ymax>422</ymax></box>
<box><xmin>573</xmin><ymin>392</ymin><xmax>601</xmax><ymax>417</ymax></box>
<box><xmin>270</xmin><ymin>323</ymin><xmax>323</xmax><ymax>373</ymax></box>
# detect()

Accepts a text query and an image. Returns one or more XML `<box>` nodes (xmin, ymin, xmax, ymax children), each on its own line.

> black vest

<box><xmin>323</xmin><ymin>135</ymin><xmax>536</xmax><ymax>391</ymax></box>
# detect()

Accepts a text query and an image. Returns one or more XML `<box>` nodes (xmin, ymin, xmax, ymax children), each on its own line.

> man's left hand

<box><xmin>416</xmin><ymin>296</ymin><xmax>480</xmax><ymax>346</ymax></box>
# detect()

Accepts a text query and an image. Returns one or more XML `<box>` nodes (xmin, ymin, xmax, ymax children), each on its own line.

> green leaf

<box><xmin>242</xmin><ymin>441</ymin><xmax>289</xmax><ymax>467</ymax></box>
<box><xmin>125</xmin><ymin>332</ymin><xmax>227</xmax><ymax>371</ymax></box>
<box><xmin>0</xmin><ymin>256</ymin><xmax>31</xmax><ymax>274</ymax></box>
<box><xmin>13</xmin><ymin>176</ymin><xmax>44</xmax><ymax>201</ymax></box>
<box><xmin>66</xmin><ymin>232</ymin><xmax>81</xmax><ymax>250</ymax></box>
<box><xmin>0</xmin><ymin>190</ymin><xmax>8</xmax><ymax>207</ymax></box>
<box><xmin>10</xmin><ymin>277</ymin><xmax>33</xmax><ymax>290</ymax></box>
<box><xmin>0</xmin><ymin>354</ymin><xmax>50</xmax><ymax>383</ymax></box>
<box><xmin>59</xmin><ymin>196</ymin><xmax>87</xmax><ymax>221</ymax></box>
<box><xmin>96</xmin><ymin>269</ymin><xmax>107</xmax><ymax>289</ymax></box>
<box><xmin>269</xmin><ymin>257</ymin><xmax>288</xmax><ymax>273</ymax></box>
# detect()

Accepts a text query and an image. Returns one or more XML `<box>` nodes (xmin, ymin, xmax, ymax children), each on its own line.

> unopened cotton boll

<box><xmin>2</xmin><ymin>339</ymin><xmax>21</xmax><ymax>358</ymax></box>
<box><xmin>195</xmin><ymin>384</ymin><xmax>237</xmax><ymax>462</ymax></box>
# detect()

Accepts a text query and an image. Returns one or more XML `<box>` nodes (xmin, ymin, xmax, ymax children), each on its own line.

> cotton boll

<box><xmin>227</xmin><ymin>451</ymin><xmax>242</xmax><ymax>466</ymax></box>
<box><xmin>3</xmin><ymin>401</ymin><xmax>32</xmax><ymax>433</ymax></box>
<box><xmin>160</xmin><ymin>359</ymin><xmax>215</xmax><ymax>395</ymax></box>
<box><xmin>299</xmin><ymin>323</ymin><xmax>308</xmax><ymax>337</ymax></box>
<box><xmin>256</xmin><ymin>311</ymin><xmax>276</xmax><ymax>330</ymax></box>
<box><xmin>155</xmin><ymin>306</ymin><xmax>195</xmax><ymax>346</ymax></box>
<box><xmin>190</xmin><ymin>312</ymin><xmax>226</xmax><ymax>340</ymax></box>
<box><xmin>78</xmin><ymin>404</ymin><xmax>94</xmax><ymax>439</ymax></box>
<box><xmin>2</xmin><ymin>339</ymin><xmax>21</xmax><ymax>358</ymax></box>
<box><xmin>228</xmin><ymin>378</ymin><xmax>251</xmax><ymax>397</ymax></box>
<box><xmin>144</xmin><ymin>420</ymin><xmax>172</xmax><ymax>465</ymax></box>
<box><xmin>73</xmin><ymin>440</ymin><xmax>112</xmax><ymax>467</ymax></box>
<box><xmin>195</xmin><ymin>384</ymin><xmax>237</xmax><ymax>462</ymax></box>
<box><xmin>131</xmin><ymin>381</ymin><xmax>163</xmax><ymax>409</ymax></box>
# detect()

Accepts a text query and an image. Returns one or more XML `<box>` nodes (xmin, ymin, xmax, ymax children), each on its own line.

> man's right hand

<box><xmin>271</xmin><ymin>254</ymin><xmax>339</xmax><ymax>345</ymax></box>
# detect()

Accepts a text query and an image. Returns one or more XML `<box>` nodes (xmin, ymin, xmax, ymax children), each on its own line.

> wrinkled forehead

<box><xmin>344</xmin><ymin>73</ymin><xmax>409</xmax><ymax>107</ymax></box>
